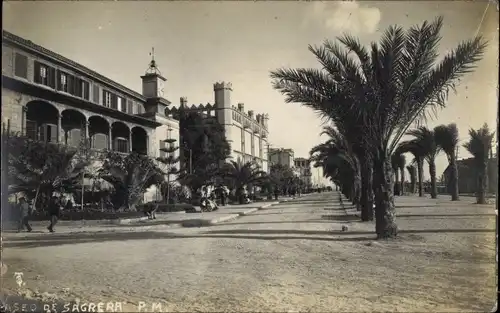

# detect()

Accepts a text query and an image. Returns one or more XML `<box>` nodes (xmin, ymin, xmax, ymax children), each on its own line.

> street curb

<box><xmin>181</xmin><ymin>214</ymin><xmax>240</xmax><ymax>227</ymax></box>
<box><xmin>110</xmin><ymin>216</ymin><xmax>150</xmax><ymax>225</ymax></box>
<box><xmin>179</xmin><ymin>201</ymin><xmax>284</xmax><ymax>227</ymax></box>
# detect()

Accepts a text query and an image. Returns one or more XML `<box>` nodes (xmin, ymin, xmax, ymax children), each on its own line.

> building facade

<box><xmin>294</xmin><ymin>157</ymin><xmax>313</xmax><ymax>188</ymax></box>
<box><xmin>269</xmin><ymin>148</ymin><xmax>294</xmax><ymax>168</ymax></box>
<box><xmin>165</xmin><ymin>82</ymin><xmax>270</xmax><ymax>172</ymax></box>
<box><xmin>2</xmin><ymin>30</ymin><xmax>180</xmax><ymax>201</ymax></box>
<box><xmin>443</xmin><ymin>157</ymin><xmax>498</xmax><ymax>194</ymax></box>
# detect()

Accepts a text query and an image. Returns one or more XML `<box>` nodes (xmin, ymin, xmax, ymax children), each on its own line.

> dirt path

<box><xmin>2</xmin><ymin>193</ymin><xmax>496</xmax><ymax>312</ymax></box>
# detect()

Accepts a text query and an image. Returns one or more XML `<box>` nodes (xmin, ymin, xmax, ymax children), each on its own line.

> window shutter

<box><xmin>111</xmin><ymin>94</ymin><xmax>118</xmax><ymax>109</ymax></box>
<box><xmin>34</xmin><ymin>62</ymin><xmax>41</xmax><ymax>83</ymax></box>
<box><xmin>73</xmin><ymin>77</ymin><xmax>81</xmax><ymax>96</ymax></box>
<box><xmin>92</xmin><ymin>84</ymin><xmax>100</xmax><ymax>104</ymax></box>
<box><xmin>102</xmin><ymin>90</ymin><xmax>107</xmax><ymax>106</ymax></box>
<box><xmin>48</xmin><ymin>67</ymin><xmax>56</xmax><ymax>88</ymax></box>
<box><xmin>83</xmin><ymin>81</ymin><xmax>90</xmax><ymax>100</ymax></box>
<box><xmin>56</xmin><ymin>70</ymin><xmax>61</xmax><ymax>90</ymax></box>
<box><xmin>49</xmin><ymin>124</ymin><xmax>58</xmax><ymax>143</ymax></box>
<box><xmin>67</xmin><ymin>75</ymin><xmax>74</xmax><ymax>94</ymax></box>
<box><xmin>26</xmin><ymin>120</ymin><xmax>37</xmax><ymax>140</ymax></box>
<box><xmin>127</xmin><ymin>100</ymin><xmax>133</xmax><ymax>114</ymax></box>
<box><xmin>39</xmin><ymin>124</ymin><xmax>46</xmax><ymax>142</ymax></box>
<box><xmin>14</xmin><ymin>53</ymin><xmax>28</xmax><ymax>78</ymax></box>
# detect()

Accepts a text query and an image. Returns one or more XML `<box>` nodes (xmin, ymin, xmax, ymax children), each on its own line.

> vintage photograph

<box><xmin>1</xmin><ymin>0</ymin><xmax>498</xmax><ymax>312</ymax></box>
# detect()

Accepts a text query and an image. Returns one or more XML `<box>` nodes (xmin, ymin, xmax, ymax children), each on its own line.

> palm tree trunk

<box><xmin>353</xmin><ymin>172</ymin><xmax>361</xmax><ymax>211</ymax></box>
<box><xmin>373</xmin><ymin>155</ymin><xmax>398</xmax><ymax>239</ymax></box>
<box><xmin>476</xmin><ymin>161</ymin><xmax>488</xmax><ymax>204</ymax></box>
<box><xmin>394</xmin><ymin>170</ymin><xmax>400</xmax><ymax>196</ymax></box>
<box><xmin>449</xmin><ymin>152</ymin><xmax>459</xmax><ymax>201</ymax></box>
<box><xmin>360</xmin><ymin>158</ymin><xmax>374</xmax><ymax>221</ymax></box>
<box><xmin>429</xmin><ymin>159</ymin><xmax>438</xmax><ymax>199</ymax></box>
<box><xmin>417</xmin><ymin>159</ymin><xmax>424</xmax><ymax>197</ymax></box>
<box><xmin>400</xmin><ymin>167</ymin><xmax>405</xmax><ymax>196</ymax></box>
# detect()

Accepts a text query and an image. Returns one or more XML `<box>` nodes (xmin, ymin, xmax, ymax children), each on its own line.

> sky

<box><xmin>3</xmin><ymin>1</ymin><xmax>498</xmax><ymax>183</ymax></box>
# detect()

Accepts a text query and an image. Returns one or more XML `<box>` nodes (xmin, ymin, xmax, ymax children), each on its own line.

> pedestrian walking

<box><xmin>47</xmin><ymin>195</ymin><xmax>61</xmax><ymax>233</ymax></box>
<box><xmin>17</xmin><ymin>197</ymin><xmax>32</xmax><ymax>232</ymax></box>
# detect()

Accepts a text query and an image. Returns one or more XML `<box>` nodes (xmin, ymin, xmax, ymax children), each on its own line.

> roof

<box><xmin>3</xmin><ymin>30</ymin><xmax>147</xmax><ymax>102</ymax></box>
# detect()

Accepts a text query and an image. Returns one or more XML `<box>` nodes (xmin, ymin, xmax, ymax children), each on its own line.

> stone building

<box><xmin>165</xmin><ymin>82</ymin><xmax>270</xmax><ymax>172</ymax></box>
<box><xmin>269</xmin><ymin>148</ymin><xmax>295</xmax><ymax>168</ymax></box>
<box><xmin>1</xmin><ymin>30</ymin><xmax>179</xmax><ymax>201</ymax></box>
<box><xmin>443</xmin><ymin>157</ymin><xmax>498</xmax><ymax>195</ymax></box>
<box><xmin>294</xmin><ymin>157</ymin><xmax>313</xmax><ymax>188</ymax></box>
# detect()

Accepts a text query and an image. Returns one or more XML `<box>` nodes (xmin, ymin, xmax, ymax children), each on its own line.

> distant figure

<box><xmin>17</xmin><ymin>197</ymin><xmax>32</xmax><ymax>233</ymax></box>
<box><xmin>220</xmin><ymin>186</ymin><xmax>228</xmax><ymax>206</ymax></box>
<box><xmin>47</xmin><ymin>195</ymin><xmax>61</xmax><ymax>233</ymax></box>
<box><xmin>274</xmin><ymin>186</ymin><xmax>279</xmax><ymax>200</ymax></box>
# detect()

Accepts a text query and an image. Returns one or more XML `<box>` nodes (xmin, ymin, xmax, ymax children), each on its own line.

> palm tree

<box><xmin>397</xmin><ymin>140</ymin><xmax>426</xmax><ymax>197</ymax></box>
<box><xmin>221</xmin><ymin>160</ymin><xmax>267</xmax><ymax>204</ymax></box>
<box><xmin>406</xmin><ymin>127</ymin><xmax>441</xmax><ymax>199</ymax></box>
<box><xmin>319</xmin><ymin>126</ymin><xmax>362</xmax><ymax>211</ymax></box>
<box><xmin>434</xmin><ymin>123</ymin><xmax>460</xmax><ymax>200</ymax></box>
<box><xmin>398</xmin><ymin>154</ymin><xmax>407</xmax><ymax>195</ymax></box>
<box><xmin>406</xmin><ymin>165</ymin><xmax>417</xmax><ymax>194</ymax></box>
<box><xmin>391</xmin><ymin>152</ymin><xmax>402</xmax><ymax>196</ymax></box>
<box><xmin>7</xmin><ymin>134</ymin><xmax>89</xmax><ymax>209</ymax></box>
<box><xmin>463</xmin><ymin>123</ymin><xmax>495</xmax><ymax>204</ymax></box>
<box><xmin>99</xmin><ymin>152</ymin><xmax>164</xmax><ymax>211</ymax></box>
<box><xmin>270</xmin><ymin>17</ymin><xmax>486</xmax><ymax>238</ymax></box>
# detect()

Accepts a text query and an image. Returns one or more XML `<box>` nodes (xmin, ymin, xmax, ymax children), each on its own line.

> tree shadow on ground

<box><xmin>249</xmin><ymin>212</ymin><xmax>317</xmax><ymax>216</ymax></box>
<box><xmin>395</xmin><ymin>205</ymin><xmax>438</xmax><ymax>209</ymax></box>
<box><xmin>218</xmin><ymin>220</ymin><xmax>332</xmax><ymax>227</ymax></box>
<box><xmin>321</xmin><ymin>215</ymin><xmax>361</xmax><ymax>221</ymax></box>
<box><xmin>397</xmin><ymin>213</ymin><xmax>496</xmax><ymax>218</ymax></box>
<box><xmin>3</xmin><ymin>231</ymin><xmax>376</xmax><ymax>248</ymax></box>
<box><xmin>323</xmin><ymin>207</ymin><xmax>345</xmax><ymax>211</ymax></box>
<box><xmin>3</xmin><ymin>227</ymin><xmax>495</xmax><ymax>249</ymax></box>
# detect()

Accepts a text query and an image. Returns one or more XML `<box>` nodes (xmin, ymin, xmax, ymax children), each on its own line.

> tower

<box><xmin>214</xmin><ymin>81</ymin><xmax>233</xmax><ymax>157</ymax></box>
<box><xmin>141</xmin><ymin>48</ymin><xmax>170</xmax><ymax>115</ymax></box>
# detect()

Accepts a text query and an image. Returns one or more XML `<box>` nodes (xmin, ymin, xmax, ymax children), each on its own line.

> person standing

<box><xmin>220</xmin><ymin>185</ymin><xmax>227</xmax><ymax>206</ymax></box>
<box><xmin>47</xmin><ymin>195</ymin><xmax>61</xmax><ymax>233</ymax></box>
<box><xmin>17</xmin><ymin>197</ymin><xmax>32</xmax><ymax>232</ymax></box>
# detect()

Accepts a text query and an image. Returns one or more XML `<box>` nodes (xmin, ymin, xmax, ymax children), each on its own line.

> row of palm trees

<box><xmin>313</xmin><ymin>122</ymin><xmax>495</xmax><ymax>218</ymax></box>
<box><xmin>270</xmin><ymin>16</ymin><xmax>488</xmax><ymax>238</ymax></box>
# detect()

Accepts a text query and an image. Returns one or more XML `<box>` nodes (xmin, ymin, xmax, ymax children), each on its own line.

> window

<box><xmin>14</xmin><ymin>53</ymin><xmax>28</xmax><ymax>78</ymax></box>
<box><xmin>91</xmin><ymin>133</ymin><xmax>108</xmax><ymax>150</ymax></box>
<box><xmin>103</xmin><ymin>90</ymin><xmax>113</xmax><ymax>108</ymax></box>
<box><xmin>114</xmin><ymin>138</ymin><xmax>128</xmax><ymax>153</ymax></box>
<box><xmin>34</xmin><ymin>61</ymin><xmax>56</xmax><ymax>88</ymax></box>
<box><xmin>92</xmin><ymin>84</ymin><xmax>100</xmax><ymax>104</ymax></box>
<box><xmin>118</xmin><ymin>96</ymin><xmax>127</xmax><ymax>113</ymax></box>
<box><xmin>137</xmin><ymin>103</ymin><xmax>144</xmax><ymax>114</ymax></box>
<box><xmin>39</xmin><ymin>124</ymin><xmax>58</xmax><ymax>143</ymax></box>
<box><xmin>127</xmin><ymin>100</ymin><xmax>133</xmax><ymax>114</ymax></box>
<box><xmin>57</xmin><ymin>71</ymin><xmax>69</xmax><ymax>92</ymax></box>
<box><xmin>241</xmin><ymin>128</ymin><xmax>245</xmax><ymax>153</ymax></box>
<box><xmin>26</xmin><ymin>120</ymin><xmax>37</xmax><ymax>140</ymax></box>
<box><xmin>110</xmin><ymin>94</ymin><xmax>118</xmax><ymax>110</ymax></box>
<box><xmin>81</xmin><ymin>80</ymin><xmax>90</xmax><ymax>100</ymax></box>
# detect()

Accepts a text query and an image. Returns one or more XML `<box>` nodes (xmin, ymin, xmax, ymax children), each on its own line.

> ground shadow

<box><xmin>321</xmin><ymin>214</ymin><xmax>361</xmax><ymax>221</ymax></box>
<box><xmin>396</xmin><ymin>205</ymin><xmax>439</xmax><ymax>209</ymax></box>
<box><xmin>2</xmin><ymin>231</ymin><xmax>376</xmax><ymax>248</ymax></box>
<box><xmin>323</xmin><ymin>207</ymin><xmax>345</xmax><ymax>211</ymax></box>
<box><xmin>219</xmin><ymin>220</ymin><xmax>332</xmax><ymax>227</ymax></box>
<box><xmin>397</xmin><ymin>213</ymin><xmax>496</xmax><ymax>218</ymax></box>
